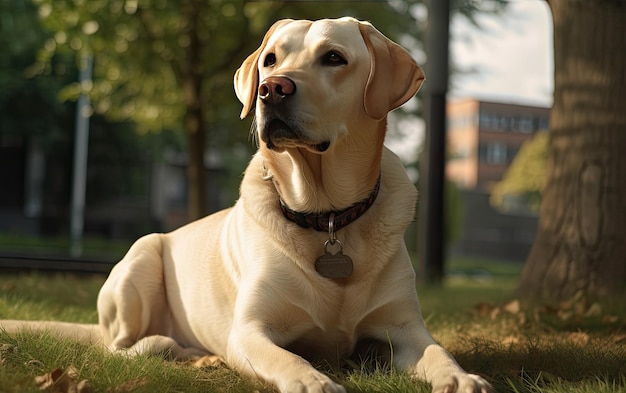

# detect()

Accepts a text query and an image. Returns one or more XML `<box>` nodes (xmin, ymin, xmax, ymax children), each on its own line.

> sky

<box><xmin>449</xmin><ymin>0</ymin><xmax>554</xmax><ymax>107</ymax></box>
<box><xmin>386</xmin><ymin>0</ymin><xmax>554</xmax><ymax>165</ymax></box>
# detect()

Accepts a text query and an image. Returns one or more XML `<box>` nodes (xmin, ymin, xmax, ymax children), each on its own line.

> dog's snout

<box><xmin>259</xmin><ymin>76</ymin><xmax>296</xmax><ymax>104</ymax></box>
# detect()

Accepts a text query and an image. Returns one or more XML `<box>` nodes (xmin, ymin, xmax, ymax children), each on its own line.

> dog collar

<box><xmin>279</xmin><ymin>176</ymin><xmax>381</xmax><ymax>232</ymax></box>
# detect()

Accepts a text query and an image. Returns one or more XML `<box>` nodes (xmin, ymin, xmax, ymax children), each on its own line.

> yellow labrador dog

<box><xmin>2</xmin><ymin>17</ymin><xmax>491</xmax><ymax>393</ymax></box>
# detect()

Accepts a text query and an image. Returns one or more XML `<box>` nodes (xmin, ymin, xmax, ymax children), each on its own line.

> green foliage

<box><xmin>491</xmin><ymin>131</ymin><xmax>549</xmax><ymax>213</ymax></box>
<box><xmin>0</xmin><ymin>0</ymin><xmax>75</xmax><ymax>147</ymax></box>
<box><xmin>33</xmin><ymin>0</ymin><xmax>236</xmax><ymax>133</ymax></box>
<box><xmin>452</xmin><ymin>0</ymin><xmax>508</xmax><ymax>25</ymax></box>
<box><xmin>29</xmin><ymin>0</ymin><xmax>429</xmax><ymax>137</ymax></box>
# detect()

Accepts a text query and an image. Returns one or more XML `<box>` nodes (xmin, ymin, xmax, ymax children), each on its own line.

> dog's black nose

<box><xmin>259</xmin><ymin>76</ymin><xmax>296</xmax><ymax>104</ymax></box>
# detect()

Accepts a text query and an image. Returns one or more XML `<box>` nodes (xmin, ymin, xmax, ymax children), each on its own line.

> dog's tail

<box><xmin>0</xmin><ymin>320</ymin><xmax>103</xmax><ymax>346</ymax></box>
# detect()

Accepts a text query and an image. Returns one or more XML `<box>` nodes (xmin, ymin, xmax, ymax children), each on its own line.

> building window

<box><xmin>483</xmin><ymin>142</ymin><xmax>507</xmax><ymax>164</ymax></box>
<box><xmin>487</xmin><ymin>143</ymin><xmax>507</xmax><ymax>164</ymax></box>
<box><xmin>498</xmin><ymin>116</ymin><xmax>509</xmax><ymax>131</ymax></box>
<box><xmin>519</xmin><ymin>116</ymin><xmax>534</xmax><ymax>133</ymax></box>
<box><xmin>479</xmin><ymin>112</ymin><xmax>495</xmax><ymax>130</ymax></box>
<box><xmin>480</xmin><ymin>112</ymin><xmax>513</xmax><ymax>132</ymax></box>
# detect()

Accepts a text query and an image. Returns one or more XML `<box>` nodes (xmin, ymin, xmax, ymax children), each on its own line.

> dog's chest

<box><xmin>276</xmin><ymin>283</ymin><xmax>372</xmax><ymax>358</ymax></box>
<box><xmin>286</xmin><ymin>325</ymin><xmax>357</xmax><ymax>362</ymax></box>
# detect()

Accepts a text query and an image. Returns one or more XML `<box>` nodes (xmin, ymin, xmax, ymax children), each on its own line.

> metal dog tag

<box><xmin>315</xmin><ymin>240</ymin><xmax>353</xmax><ymax>279</ymax></box>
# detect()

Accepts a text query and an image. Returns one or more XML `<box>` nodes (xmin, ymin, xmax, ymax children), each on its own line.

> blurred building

<box><xmin>447</xmin><ymin>99</ymin><xmax>550</xmax><ymax>191</ymax></box>
<box><xmin>446</xmin><ymin>99</ymin><xmax>550</xmax><ymax>262</ymax></box>
<box><xmin>0</xmin><ymin>134</ymin><xmax>234</xmax><ymax>245</ymax></box>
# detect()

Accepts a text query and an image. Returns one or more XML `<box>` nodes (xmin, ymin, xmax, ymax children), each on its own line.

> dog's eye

<box><xmin>321</xmin><ymin>51</ymin><xmax>347</xmax><ymax>66</ymax></box>
<box><xmin>264</xmin><ymin>53</ymin><xmax>276</xmax><ymax>67</ymax></box>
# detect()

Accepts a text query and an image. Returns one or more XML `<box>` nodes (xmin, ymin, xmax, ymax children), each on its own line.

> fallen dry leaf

<box><xmin>558</xmin><ymin>291</ymin><xmax>589</xmax><ymax>315</ymax></box>
<box><xmin>501</xmin><ymin>335</ymin><xmax>520</xmax><ymax>346</ymax></box>
<box><xmin>603</xmin><ymin>315</ymin><xmax>620</xmax><ymax>324</ymax></box>
<box><xmin>35</xmin><ymin>366</ymin><xmax>90</xmax><ymax>393</ymax></box>
<box><xmin>503</xmin><ymin>299</ymin><xmax>521</xmax><ymax>314</ymax></box>
<box><xmin>573</xmin><ymin>299</ymin><xmax>589</xmax><ymax>316</ymax></box>
<box><xmin>567</xmin><ymin>331</ymin><xmax>590</xmax><ymax>345</ymax></box>
<box><xmin>474</xmin><ymin>302</ymin><xmax>496</xmax><ymax>317</ymax></box>
<box><xmin>584</xmin><ymin>302</ymin><xmax>602</xmax><ymax>318</ymax></box>
<box><xmin>612</xmin><ymin>333</ymin><xmax>626</xmax><ymax>344</ymax></box>
<box><xmin>0</xmin><ymin>343</ymin><xmax>16</xmax><ymax>365</ymax></box>
<box><xmin>192</xmin><ymin>355</ymin><xmax>227</xmax><ymax>369</ymax></box>
<box><xmin>0</xmin><ymin>343</ymin><xmax>16</xmax><ymax>354</ymax></box>
<box><xmin>557</xmin><ymin>309</ymin><xmax>573</xmax><ymax>321</ymax></box>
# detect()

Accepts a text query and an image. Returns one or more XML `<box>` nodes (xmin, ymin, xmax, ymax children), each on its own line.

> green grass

<box><xmin>1</xmin><ymin>261</ymin><xmax>625</xmax><ymax>392</ymax></box>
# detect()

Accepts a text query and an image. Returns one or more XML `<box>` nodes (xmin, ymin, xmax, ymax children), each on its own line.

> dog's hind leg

<box><xmin>97</xmin><ymin>234</ymin><xmax>203</xmax><ymax>359</ymax></box>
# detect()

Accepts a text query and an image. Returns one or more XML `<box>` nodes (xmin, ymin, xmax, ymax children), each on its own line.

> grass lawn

<box><xmin>0</xmin><ymin>233</ymin><xmax>131</xmax><ymax>261</ymax></box>
<box><xmin>0</xmin><ymin>260</ymin><xmax>625</xmax><ymax>392</ymax></box>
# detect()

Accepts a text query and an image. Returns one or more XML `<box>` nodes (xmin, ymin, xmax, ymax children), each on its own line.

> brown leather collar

<box><xmin>279</xmin><ymin>176</ymin><xmax>381</xmax><ymax>232</ymax></box>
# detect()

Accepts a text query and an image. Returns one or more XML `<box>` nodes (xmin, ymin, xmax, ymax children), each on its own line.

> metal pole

<box><xmin>418</xmin><ymin>0</ymin><xmax>449</xmax><ymax>285</ymax></box>
<box><xmin>70</xmin><ymin>54</ymin><xmax>93</xmax><ymax>257</ymax></box>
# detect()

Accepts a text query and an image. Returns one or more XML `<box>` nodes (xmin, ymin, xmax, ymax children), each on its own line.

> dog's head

<box><xmin>234</xmin><ymin>17</ymin><xmax>425</xmax><ymax>154</ymax></box>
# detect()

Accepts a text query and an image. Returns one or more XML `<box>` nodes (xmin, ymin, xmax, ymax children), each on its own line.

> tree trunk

<box><xmin>518</xmin><ymin>0</ymin><xmax>626</xmax><ymax>299</ymax></box>
<box><xmin>182</xmin><ymin>0</ymin><xmax>207</xmax><ymax>221</ymax></box>
<box><xmin>185</xmin><ymin>96</ymin><xmax>207</xmax><ymax>221</ymax></box>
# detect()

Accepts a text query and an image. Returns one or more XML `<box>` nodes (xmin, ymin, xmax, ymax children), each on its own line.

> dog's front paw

<box><xmin>432</xmin><ymin>372</ymin><xmax>492</xmax><ymax>393</ymax></box>
<box><xmin>278</xmin><ymin>370</ymin><xmax>346</xmax><ymax>393</ymax></box>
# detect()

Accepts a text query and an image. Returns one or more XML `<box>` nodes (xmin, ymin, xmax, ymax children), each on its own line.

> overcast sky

<box><xmin>387</xmin><ymin>1</ymin><xmax>553</xmax><ymax>165</ymax></box>
<box><xmin>449</xmin><ymin>0</ymin><xmax>554</xmax><ymax>107</ymax></box>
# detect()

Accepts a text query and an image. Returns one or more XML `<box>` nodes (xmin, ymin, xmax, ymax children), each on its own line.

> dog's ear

<box><xmin>234</xmin><ymin>19</ymin><xmax>293</xmax><ymax>119</ymax></box>
<box><xmin>358</xmin><ymin>22</ymin><xmax>425</xmax><ymax>121</ymax></box>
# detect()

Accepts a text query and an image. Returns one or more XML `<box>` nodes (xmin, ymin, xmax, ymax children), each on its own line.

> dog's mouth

<box><xmin>261</xmin><ymin>119</ymin><xmax>330</xmax><ymax>153</ymax></box>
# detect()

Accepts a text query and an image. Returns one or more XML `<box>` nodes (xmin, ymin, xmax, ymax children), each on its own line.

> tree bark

<box><xmin>518</xmin><ymin>0</ymin><xmax>626</xmax><ymax>299</ymax></box>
